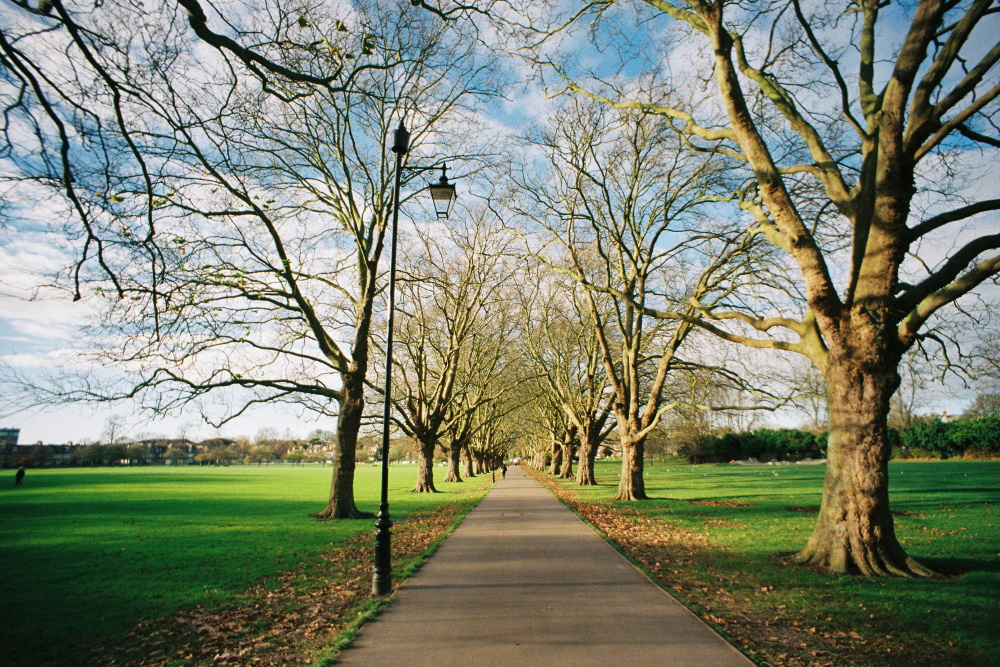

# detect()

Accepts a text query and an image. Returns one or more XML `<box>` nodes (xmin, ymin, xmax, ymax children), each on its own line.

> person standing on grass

<box><xmin>15</xmin><ymin>466</ymin><xmax>25</xmax><ymax>487</ymax></box>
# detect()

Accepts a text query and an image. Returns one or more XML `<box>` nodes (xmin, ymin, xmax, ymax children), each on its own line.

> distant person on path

<box><xmin>15</xmin><ymin>466</ymin><xmax>25</xmax><ymax>487</ymax></box>
<box><xmin>501</xmin><ymin>462</ymin><xmax>507</xmax><ymax>479</ymax></box>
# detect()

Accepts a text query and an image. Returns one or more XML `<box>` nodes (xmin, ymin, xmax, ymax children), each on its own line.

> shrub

<box><xmin>900</xmin><ymin>417</ymin><xmax>1000</xmax><ymax>459</ymax></box>
<box><xmin>949</xmin><ymin>417</ymin><xmax>1000</xmax><ymax>454</ymax></box>
<box><xmin>901</xmin><ymin>419</ymin><xmax>955</xmax><ymax>458</ymax></box>
<box><xmin>163</xmin><ymin>447</ymin><xmax>189</xmax><ymax>464</ymax></box>
<box><xmin>680</xmin><ymin>428</ymin><xmax>822</xmax><ymax>463</ymax></box>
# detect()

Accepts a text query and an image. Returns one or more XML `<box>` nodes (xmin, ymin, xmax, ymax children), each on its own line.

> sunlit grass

<box><xmin>561</xmin><ymin>458</ymin><xmax>1000</xmax><ymax>662</ymax></box>
<box><xmin>0</xmin><ymin>464</ymin><xmax>489</xmax><ymax>665</ymax></box>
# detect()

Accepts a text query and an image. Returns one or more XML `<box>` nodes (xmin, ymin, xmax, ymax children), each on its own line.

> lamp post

<box><xmin>373</xmin><ymin>119</ymin><xmax>456</xmax><ymax>596</ymax></box>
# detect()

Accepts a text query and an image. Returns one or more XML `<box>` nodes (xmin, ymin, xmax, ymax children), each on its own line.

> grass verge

<box><xmin>529</xmin><ymin>459</ymin><xmax>999</xmax><ymax>667</ymax></box>
<box><xmin>0</xmin><ymin>464</ymin><xmax>491</xmax><ymax>665</ymax></box>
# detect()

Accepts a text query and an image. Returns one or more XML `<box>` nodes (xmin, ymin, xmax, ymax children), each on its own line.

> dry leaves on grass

<box><xmin>690</xmin><ymin>500</ymin><xmax>752</xmax><ymax>508</ymax></box>
<box><xmin>86</xmin><ymin>503</ymin><xmax>468</xmax><ymax>667</ymax></box>
<box><xmin>527</xmin><ymin>469</ymin><xmax>959</xmax><ymax>667</ymax></box>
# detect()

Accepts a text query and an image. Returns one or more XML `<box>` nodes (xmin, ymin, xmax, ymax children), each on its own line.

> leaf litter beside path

<box><xmin>87</xmin><ymin>501</ymin><xmax>475</xmax><ymax>667</ymax></box>
<box><xmin>527</xmin><ymin>468</ymin><xmax>981</xmax><ymax>667</ymax></box>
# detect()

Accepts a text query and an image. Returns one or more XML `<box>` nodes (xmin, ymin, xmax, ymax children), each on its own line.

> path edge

<box><xmin>309</xmin><ymin>481</ymin><xmax>497</xmax><ymax>666</ymax></box>
<box><xmin>524</xmin><ymin>467</ymin><xmax>758</xmax><ymax>666</ymax></box>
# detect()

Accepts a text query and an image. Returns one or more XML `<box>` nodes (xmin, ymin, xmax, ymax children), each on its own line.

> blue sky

<box><xmin>1</xmin><ymin>0</ymin><xmax>997</xmax><ymax>444</ymax></box>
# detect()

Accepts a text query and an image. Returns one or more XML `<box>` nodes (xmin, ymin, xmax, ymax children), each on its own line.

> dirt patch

<box><xmin>87</xmin><ymin>503</ymin><xmax>469</xmax><ymax>666</ymax></box>
<box><xmin>690</xmin><ymin>500</ymin><xmax>752</xmax><ymax>508</ymax></box>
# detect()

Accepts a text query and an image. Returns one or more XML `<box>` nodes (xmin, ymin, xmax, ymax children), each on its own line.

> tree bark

<box><xmin>548</xmin><ymin>439</ymin><xmax>563</xmax><ymax>475</ymax></box>
<box><xmin>615</xmin><ymin>438</ymin><xmax>647</xmax><ymax>501</ymax></box>
<box><xmin>576</xmin><ymin>430</ymin><xmax>599</xmax><ymax>486</ymax></box>
<box><xmin>558</xmin><ymin>443</ymin><xmax>574</xmax><ymax>477</ymax></box>
<box><xmin>558</xmin><ymin>427</ymin><xmax>576</xmax><ymax>478</ymax></box>
<box><xmin>461</xmin><ymin>444</ymin><xmax>476</xmax><ymax>478</ymax></box>
<box><xmin>413</xmin><ymin>436</ymin><xmax>438</xmax><ymax>493</ymax></box>
<box><xmin>793</xmin><ymin>334</ymin><xmax>935</xmax><ymax>576</ymax></box>
<box><xmin>443</xmin><ymin>442</ymin><xmax>463</xmax><ymax>483</ymax></box>
<box><xmin>314</xmin><ymin>370</ymin><xmax>370</xmax><ymax>519</ymax></box>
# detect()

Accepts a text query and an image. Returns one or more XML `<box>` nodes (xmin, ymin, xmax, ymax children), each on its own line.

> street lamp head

<box><xmin>392</xmin><ymin>120</ymin><xmax>411</xmax><ymax>155</ymax></box>
<box><xmin>428</xmin><ymin>163</ymin><xmax>457</xmax><ymax>219</ymax></box>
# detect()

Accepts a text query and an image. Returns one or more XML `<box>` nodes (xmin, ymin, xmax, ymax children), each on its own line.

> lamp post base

<box><xmin>372</xmin><ymin>502</ymin><xmax>393</xmax><ymax>595</ymax></box>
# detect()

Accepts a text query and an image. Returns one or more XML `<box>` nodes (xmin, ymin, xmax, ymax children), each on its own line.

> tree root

<box><xmin>311</xmin><ymin>505</ymin><xmax>375</xmax><ymax>520</ymax></box>
<box><xmin>613</xmin><ymin>490</ymin><xmax>650</xmax><ymax>501</ymax></box>
<box><xmin>412</xmin><ymin>483</ymin><xmax>439</xmax><ymax>493</ymax></box>
<box><xmin>791</xmin><ymin>543</ymin><xmax>941</xmax><ymax>578</ymax></box>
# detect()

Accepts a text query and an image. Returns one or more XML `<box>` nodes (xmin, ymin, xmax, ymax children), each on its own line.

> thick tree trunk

<box><xmin>413</xmin><ymin>436</ymin><xmax>438</xmax><ymax>493</ymax></box>
<box><xmin>576</xmin><ymin>432</ymin><xmax>599</xmax><ymax>486</ymax></box>
<box><xmin>559</xmin><ymin>443</ymin><xmax>575</xmax><ymax>479</ymax></box>
<box><xmin>461</xmin><ymin>445</ymin><xmax>475</xmax><ymax>478</ymax></box>
<box><xmin>614</xmin><ymin>439</ymin><xmax>647</xmax><ymax>501</ymax></box>
<box><xmin>314</xmin><ymin>371</ymin><xmax>370</xmax><ymax>519</ymax></box>
<box><xmin>558</xmin><ymin>426</ymin><xmax>576</xmax><ymax>478</ymax></box>
<box><xmin>548</xmin><ymin>440</ymin><xmax>562</xmax><ymax>476</ymax></box>
<box><xmin>531</xmin><ymin>450</ymin><xmax>545</xmax><ymax>469</ymax></box>
<box><xmin>558</xmin><ymin>444</ymin><xmax>574</xmax><ymax>478</ymax></box>
<box><xmin>793</xmin><ymin>340</ymin><xmax>935</xmax><ymax>576</ymax></box>
<box><xmin>443</xmin><ymin>442</ymin><xmax>462</xmax><ymax>483</ymax></box>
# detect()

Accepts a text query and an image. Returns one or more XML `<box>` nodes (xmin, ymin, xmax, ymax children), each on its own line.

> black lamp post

<box><xmin>373</xmin><ymin>119</ymin><xmax>457</xmax><ymax>596</ymax></box>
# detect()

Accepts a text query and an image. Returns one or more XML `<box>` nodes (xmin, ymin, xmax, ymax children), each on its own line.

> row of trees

<box><xmin>3</xmin><ymin>0</ymin><xmax>998</xmax><ymax>578</ymax></box>
<box><xmin>492</xmin><ymin>0</ymin><xmax>1000</xmax><ymax>578</ymax></box>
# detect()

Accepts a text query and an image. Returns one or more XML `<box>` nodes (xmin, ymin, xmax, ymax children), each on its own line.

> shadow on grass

<box><xmin>920</xmin><ymin>557</ymin><xmax>1000</xmax><ymax>575</ymax></box>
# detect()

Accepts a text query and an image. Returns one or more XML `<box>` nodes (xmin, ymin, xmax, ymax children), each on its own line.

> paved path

<box><xmin>337</xmin><ymin>466</ymin><xmax>751</xmax><ymax>666</ymax></box>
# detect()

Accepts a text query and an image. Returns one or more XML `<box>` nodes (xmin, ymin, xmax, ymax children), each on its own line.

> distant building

<box><xmin>0</xmin><ymin>442</ymin><xmax>80</xmax><ymax>468</ymax></box>
<box><xmin>0</xmin><ymin>428</ymin><xmax>19</xmax><ymax>447</ymax></box>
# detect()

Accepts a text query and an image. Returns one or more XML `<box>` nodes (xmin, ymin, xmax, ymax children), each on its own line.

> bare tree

<box><xmin>511</xmin><ymin>96</ymin><xmax>780</xmax><ymax>500</ymax></box>
<box><xmin>517</xmin><ymin>0</ymin><xmax>1000</xmax><ymax>574</ymax></box>
<box><xmin>888</xmin><ymin>350</ymin><xmax>938</xmax><ymax>431</ymax></box>
<box><xmin>387</xmin><ymin>212</ymin><xmax>520</xmax><ymax>491</ymax></box>
<box><xmin>2</xmin><ymin>0</ymin><xmax>494</xmax><ymax>518</ymax></box>
<box><xmin>518</xmin><ymin>264</ymin><xmax>615</xmax><ymax>484</ymax></box>
<box><xmin>102</xmin><ymin>415</ymin><xmax>129</xmax><ymax>446</ymax></box>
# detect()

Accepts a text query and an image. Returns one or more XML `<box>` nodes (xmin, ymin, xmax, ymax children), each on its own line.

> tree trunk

<box><xmin>558</xmin><ymin>426</ymin><xmax>576</xmax><ymax>478</ymax></box>
<box><xmin>314</xmin><ymin>371</ymin><xmax>370</xmax><ymax>519</ymax></box>
<box><xmin>413</xmin><ymin>436</ymin><xmax>438</xmax><ymax>493</ymax></box>
<box><xmin>576</xmin><ymin>431</ymin><xmax>599</xmax><ymax>486</ymax></box>
<box><xmin>443</xmin><ymin>442</ymin><xmax>462</xmax><ymax>483</ymax></box>
<box><xmin>548</xmin><ymin>440</ymin><xmax>562</xmax><ymax>476</ymax></box>
<box><xmin>615</xmin><ymin>438</ymin><xmax>647</xmax><ymax>501</ymax></box>
<box><xmin>558</xmin><ymin>444</ymin><xmax>574</xmax><ymax>478</ymax></box>
<box><xmin>461</xmin><ymin>445</ymin><xmax>475</xmax><ymax>478</ymax></box>
<box><xmin>793</xmin><ymin>347</ymin><xmax>935</xmax><ymax>576</ymax></box>
<box><xmin>531</xmin><ymin>450</ymin><xmax>544</xmax><ymax>469</ymax></box>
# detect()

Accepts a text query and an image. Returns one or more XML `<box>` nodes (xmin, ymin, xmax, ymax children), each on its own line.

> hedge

<box><xmin>680</xmin><ymin>428</ymin><xmax>824</xmax><ymax>464</ymax></box>
<box><xmin>679</xmin><ymin>416</ymin><xmax>1000</xmax><ymax>464</ymax></box>
<box><xmin>900</xmin><ymin>417</ymin><xmax>1000</xmax><ymax>459</ymax></box>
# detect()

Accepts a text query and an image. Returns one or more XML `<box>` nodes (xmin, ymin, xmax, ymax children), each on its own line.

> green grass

<box><xmin>561</xmin><ymin>458</ymin><xmax>1000</xmax><ymax>663</ymax></box>
<box><xmin>0</xmin><ymin>463</ymin><xmax>490</xmax><ymax>666</ymax></box>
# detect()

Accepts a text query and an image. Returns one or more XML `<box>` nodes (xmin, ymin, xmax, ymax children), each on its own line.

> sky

<box><xmin>1</xmin><ymin>0</ymin><xmax>997</xmax><ymax>445</ymax></box>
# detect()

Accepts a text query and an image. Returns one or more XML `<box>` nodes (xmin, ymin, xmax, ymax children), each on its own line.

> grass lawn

<box><xmin>0</xmin><ymin>463</ymin><xmax>491</xmax><ymax>666</ymax></box>
<box><xmin>542</xmin><ymin>458</ymin><xmax>999</xmax><ymax>666</ymax></box>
